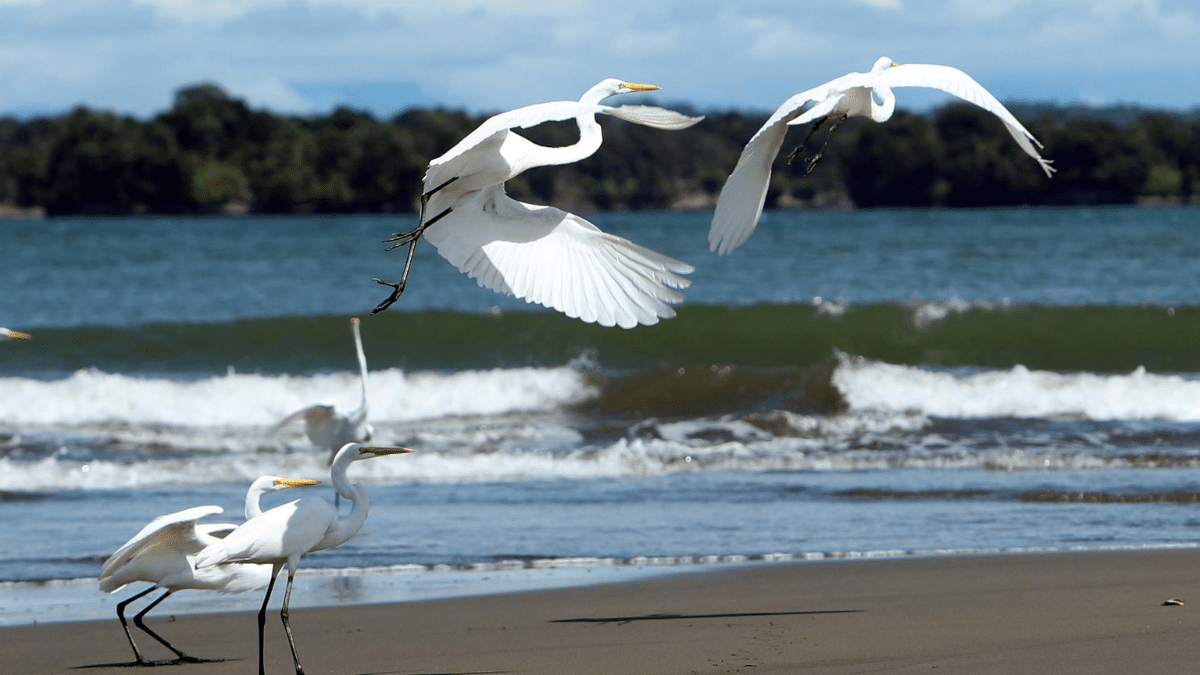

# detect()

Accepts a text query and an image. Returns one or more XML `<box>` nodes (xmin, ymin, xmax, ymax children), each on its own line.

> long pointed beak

<box><xmin>275</xmin><ymin>478</ymin><xmax>321</xmax><ymax>488</ymax></box>
<box><xmin>1</xmin><ymin>329</ymin><xmax>32</xmax><ymax>340</ymax></box>
<box><xmin>360</xmin><ymin>446</ymin><xmax>416</xmax><ymax>457</ymax></box>
<box><xmin>622</xmin><ymin>82</ymin><xmax>660</xmax><ymax>93</ymax></box>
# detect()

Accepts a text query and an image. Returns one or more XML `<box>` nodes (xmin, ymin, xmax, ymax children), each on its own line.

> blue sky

<box><xmin>0</xmin><ymin>0</ymin><xmax>1194</xmax><ymax>119</ymax></box>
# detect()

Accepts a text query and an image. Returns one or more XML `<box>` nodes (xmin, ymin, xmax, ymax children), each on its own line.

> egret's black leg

<box><xmin>370</xmin><ymin>206</ymin><xmax>454</xmax><ymax>314</ymax></box>
<box><xmin>786</xmin><ymin>115</ymin><xmax>829</xmax><ymax>165</ymax></box>
<box><xmin>803</xmin><ymin>115</ymin><xmax>846</xmax><ymax>177</ymax></box>
<box><xmin>257</xmin><ymin>566</ymin><xmax>282</xmax><ymax>675</ymax></box>
<box><xmin>279</xmin><ymin>569</ymin><xmax>304</xmax><ymax>675</ymax></box>
<box><xmin>131</xmin><ymin>589</ymin><xmax>209</xmax><ymax>663</ymax></box>
<box><xmin>115</xmin><ymin>586</ymin><xmax>159</xmax><ymax>664</ymax></box>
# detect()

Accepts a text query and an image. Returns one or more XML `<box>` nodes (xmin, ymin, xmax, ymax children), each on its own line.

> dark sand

<box><xmin>5</xmin><ymin>549</ymin><xmax>1199</xmax><ymax>675</ymax></box>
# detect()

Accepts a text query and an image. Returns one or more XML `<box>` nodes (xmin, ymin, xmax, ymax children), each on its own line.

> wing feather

<box><xmin>874</xmin><ymin>64</ymin><xmax>1054</xmax><ymax>177</ymax></box>
<box><xmin>423</xmin><ymin>186</ymin><xmax>691</xmax><ymax>328</ymax></box>
<box><xmin>101</xmin><ymin>505</ymin><xmax>226</xmax><ymax>580</ymax></box>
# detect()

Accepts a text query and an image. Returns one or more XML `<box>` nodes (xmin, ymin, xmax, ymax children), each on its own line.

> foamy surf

<box><xmin>833</xmin><ymin>352</ymin><xmax>1200</xmax><ymax>421</ymax></box>
<box><xmin>0</xmin><ymin>365</ymin><xmax>596</xmax><ymax>426</ymax></box>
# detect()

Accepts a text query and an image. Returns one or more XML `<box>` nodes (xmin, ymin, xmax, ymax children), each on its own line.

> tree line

<box><xmin>0</xmin><ymin>83</ymin><xmax>1197</xmax><ymax>217</ymax></box>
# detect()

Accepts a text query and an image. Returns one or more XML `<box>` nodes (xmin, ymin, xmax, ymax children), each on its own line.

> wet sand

<box><xmin>5</xmin><ymin>549</ymin><xmax>1199</xmax><ymax>675</ymax></box>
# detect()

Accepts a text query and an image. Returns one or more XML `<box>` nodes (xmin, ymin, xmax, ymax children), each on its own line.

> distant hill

<box><xmin>1</xmin><ymin>84</ymin><xmax>1197</xmax><ymax>217</ymax></box>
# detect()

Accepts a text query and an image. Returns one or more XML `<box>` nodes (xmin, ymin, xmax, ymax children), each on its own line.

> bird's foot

<box><xmin>382</xmin><ymin>229</ymin><xmax>421</xmax><ymax>248</ymax></box>
<box><xmin>785</xmin><ymin>144</ymin><xmax>805</xmax><ymax>165</ymax></box>
<box><xmin>370</xmin><ymin>278</ymin><xmax>406</xmax><ymax>314</ymax></box>
<box><xmin>803</xmin><ymin>153</ymin><xmax>824</xmax><ymax>177</ymax></box>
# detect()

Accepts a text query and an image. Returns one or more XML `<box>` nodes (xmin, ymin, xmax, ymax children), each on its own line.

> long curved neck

<box><xmin>523</xmin><ymin>113</ymin><xmax>604</xmax><ymax>170</ymax></box>
<box><xmin>319</xmin><ymin>451</ymin><xmax>371</xmax><ymax>549</ymax></box>
<box><xmin>244</xmin><ymin>479</ymin><xmax>272</xmax><ymax>519</ymax></box>
<box><xmin>870</xmin><ymin>87</ymin><xmax>896</xmax><ymax>123</ymax></box>
<box><xmin>351</xmin><ymin>321</ymin><xmax>368</xmax><ymax>420</ymax></box>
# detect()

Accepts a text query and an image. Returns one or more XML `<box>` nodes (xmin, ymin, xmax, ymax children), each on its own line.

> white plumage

<box><xmin>375</xmin><ymin>78</ymin><xmax>703</xmax><ymax>328</ymax></box>
<box><xmin>98</xmin><ymin>476</ymin><xmax>318</xmax><ymax>664</ymax></box>
<box><xmin>710</xmin><ymin>57</ymin><xmax>1055</xmax><ymax>256</ymax></box>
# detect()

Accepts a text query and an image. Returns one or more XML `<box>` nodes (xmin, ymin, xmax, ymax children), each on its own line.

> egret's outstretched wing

<box><xmin>431</xmin><ymin>101</ymin><xmax>605</xmax><ymax>168</ymax></box>
<box><xmin>100</xmin><ymin>505</ymin><xmax>226</xmax><ymax>589</ymax></box>
<box><xmin>708</xmin><ymin>119</ymin><xmax>789</xmax><ymax>256</ymax></box>
<box><xmin>869</xmin><ymin>63</ymin><xmax>1055</xmax><ymax>177</ymax></box>
<box><xmin>601</xmin><ymin>105</ymin><xmax>704</xmax><ymax>130</ymax></box>
<box><xmin>708</xmin><ymin>84</ymin><xmax>857</xmax><ymax>256</ymax></box>
<box><xmin>424</xmin><ymin>186</ymin><xmax>693</xmax><ymax>328</ymax></box>
<box><xmin>273</xmin><ymin>404</ymin><xmax>335</xmax><ymax>433</ymax></box>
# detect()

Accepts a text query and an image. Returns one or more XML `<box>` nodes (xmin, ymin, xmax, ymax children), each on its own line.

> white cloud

<box><xmin>0</xmin><ymin>0</ymin><xmax>1197</xmax><ymax>118</ymax></box>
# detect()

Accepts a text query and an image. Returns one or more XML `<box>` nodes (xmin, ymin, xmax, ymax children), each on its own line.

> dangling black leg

<box><xmin>786</xmin><ymin>115</ymin><xmax>829</xmax><ymax>165</ymax></box>
<box><xmin>371</xmin><ymin>177</ymin><xmax>462</xmax><ymax>314</ymax></box>
<box><xmin>131</xmin><ymin>589</ymin><xmax>212</xmax><ymax>663</ymax></box>
<box><xmin>279</xmin><ymin>568</ymin><xmax>305</xmax><ymax>675</ymax></box>
<box><xmin>257</xmin><ymin>565</ymin><xmax>282</xmax><ymax>675</ymax></box>
<box><xmin>115</xmin><ymin>586</ymin><xmax>160</xmax><ymax>664</ymax></box>
<box><xmin>370</xmin><ymin>206</ymin><xmax>454</xmax><ymax>314</ymax></box>
<box><xmin>803</xmin><ymin>115</ymin><xmax>846</xmax><ymax>177</ymax></box>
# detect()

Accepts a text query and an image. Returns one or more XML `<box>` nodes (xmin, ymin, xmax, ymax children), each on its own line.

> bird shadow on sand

<box><xmin>551</xmin><ymin>609</ymin><xmax>862</xmax><ymax>625</ymax></box>
<box><xmin>73</xmin><ymin>657</ymin><xmax>233</xmax><ymax>669</ymax></box>
<box><xmin>352</xmin><ymin>670</ymin><xmax>512</xmax><ymax>675</ymax></box>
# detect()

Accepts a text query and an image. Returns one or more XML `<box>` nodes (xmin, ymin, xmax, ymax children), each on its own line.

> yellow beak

<box><xmin>622</xmin><ymin>82</ymin><xmax>660</xmax><ymax>93</ymax></box>
<box><xmin>274</xmin><ymin>478</ymin><xmax>321</xmax><ymax>488</ymax></box>
<box><xmin>360</xmin><ymin>446</ymin><xmax>417</xmax><ymax>457</ymax></box>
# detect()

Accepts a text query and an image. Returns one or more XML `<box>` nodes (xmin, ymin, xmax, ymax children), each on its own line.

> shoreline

<box><xmin>5</xmin><ymin>548</ymin><xmax>1200</xmax><ymax>674</ymax></box>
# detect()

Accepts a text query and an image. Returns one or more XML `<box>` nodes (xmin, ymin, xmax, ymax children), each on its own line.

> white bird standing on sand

<box><xmin>709</xmin><ymin>57</ymin><xmax>1056</xmax><ymax>256</ymax></box>
<box><xmin>98</xmin><ymin>476</ymin><xmax>319</xmax><ymax>665</ymax></box>
<box><xmin>194</xmin><ymin>442</ymin><xmax>415</xmax><ymax>675</ymax></box>
<box><xmin>275</xmin><ymin>318</ymin><xmax>373</xmax><ymax>465</ymax></box>
<box><xmin>372</xmin><ymin>78</ymin><xmax>703</xmax><ymax>329</ymax></box>
<box><xmin>1</xmin><ymin>327</ymin><xmax>31</xmax><ymax>341</ymax></box>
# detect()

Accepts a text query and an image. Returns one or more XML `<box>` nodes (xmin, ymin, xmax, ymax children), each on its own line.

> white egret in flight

<box><xmin>194</xmin><ymin>443</ymin><xmax>415</xmax><ymax>675</ymax></box>
<box><xmin>98</xmin><ymin>476</ymin><xmax>319</xmax><ymax>665</ymax></box>
<box><xmin>274</xmin><ymin>318</ymin><xmax>373</xmax><ymax>465</ymax></box>
<box><xmin>372</xmin><ymin>78</ymin><xmax>704</xmax><ymax>329</ymax></box>
<box><xmin>1</xmin><ymin>327</ymin><xmax>31</xmax><ymax>341</ymax></box>
<box><xmin>709</xmin><ymin>57</ymin><xmax>1055</xmax><ymax>256</ymax></box>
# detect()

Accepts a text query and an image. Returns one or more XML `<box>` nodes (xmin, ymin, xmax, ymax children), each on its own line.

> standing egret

<box><xmin>274</xmin><ymin>318</ymin><xmax>373</xmax><ymax>465</ymax></box>
<box><xmin>371</xmin><ymin>78</ymin><xmax>703</xmax><ymax>329</ymax></box>
<box><xmin>1</xmin><ymin>327</ymin><xmax>31</xmax><ymax>341</ymax></box>
<box><xmin>194</xmin><ymin>443</ymin><xmax>415</xmax><ymax>675</ymax></box>
<box><xmin>709</xmin><ymin>57</ymin><xmax>1055</xmax><ymax>256</ymax></box>
<box><xmin>99</xmin><ymin>476</ymin><xmax>319</xmax><ymax>665</ymax></box>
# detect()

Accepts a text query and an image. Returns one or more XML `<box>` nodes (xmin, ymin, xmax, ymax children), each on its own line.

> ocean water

<box><xmin>3</xmin><ymin>206</ymin><xmax>1200</xmax><ymax>627</ymax></box>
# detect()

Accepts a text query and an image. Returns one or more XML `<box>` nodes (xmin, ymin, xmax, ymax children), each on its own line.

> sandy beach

<box><xmin>4</xmin><ymin>549</ymin><xmax>1199</xmax><ymax>675</ymax></box>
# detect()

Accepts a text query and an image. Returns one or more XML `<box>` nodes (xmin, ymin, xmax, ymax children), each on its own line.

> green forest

<box><xmin>0</xmin><ymin>83</ymin><xmax>1197</xmax><ymax>218</ymax></box>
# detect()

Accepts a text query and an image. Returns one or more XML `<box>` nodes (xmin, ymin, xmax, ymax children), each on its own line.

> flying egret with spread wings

<box><xmin>371</xmin><ymin>78</ymin><xmax>703</xmax><ymax>329</ymax></box>
<box><xmin>99</xmin><ymin>476</ymin><xmax>319</xmax><ymax>665</ymax></box>
<box><xmin>274</xmin><ymin>318</ymin><xmax>373</xmax><ymax>465</ymax></box>
<box><xmin>194</xmin><ymin>443</ymin><xmax>415</xmax><ymax>675</ymax></box>
<box><xmin>709</xmin><ymin>57</ymin><xmax>1055</xmax><ymax>256</ymax></box>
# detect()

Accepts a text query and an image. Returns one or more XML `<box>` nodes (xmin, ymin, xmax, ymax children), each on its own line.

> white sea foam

<box><xmin>833</xmin><ymin>352</ymin><xmax>1200</xmax><ymax>421</ymax></box>
<box><xmin>0</xmin><ymin>365</ymin><xmax>596</xmax><ymax>427</ymax></box>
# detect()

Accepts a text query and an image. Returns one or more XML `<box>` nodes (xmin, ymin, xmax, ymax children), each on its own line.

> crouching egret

<box><xmin>193</xmin><ymin>443</ymin><xmax>415</xmax><ymax>675</ymax></box>
<box><xmin>372</xmin><ymin>78</ymin><xmax>703</xmax><ymax>329</ymax></box>
<box><xmin>709</xmin><ymin>57</ymin><xmax>1055</xmax><ymax>256</ymax></box>
<box><xmin>99</xmin><ymin>476</ymin><xmax>319</xmax><ymax>664</ymax></box>
<box><xmin>274</xmin><ymin>318</ymin><xmax>373</xmax><ymax>466</ymax></box>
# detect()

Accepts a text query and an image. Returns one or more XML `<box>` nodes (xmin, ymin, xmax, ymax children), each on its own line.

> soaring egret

<box><xmin>1</xmin><ymin>327</ymin><xmax>31</xmax><ymax>341</ymax></box>
<box><xmin>274</xmin><ymin>318</ymin><xmax>373</xmax><ymax>465</ymax></box>
<box><xmin>194</xmin><ymin>443</ymin><xmax>415</xmax><ymax>675</ymax></box>
<box><xmin>99</xmin><ymin>476</ymin><xmax>319</xmax><ymax>665</ymax></box>
<box><xmin>709</xmin><ymin>57</ymin><xmax>1055</xmax><ymax>256</ymax></box>
<box><xmin>371</xmin><ymin>78</ymin><xmax>703</xmax><ymax>329</ymax></box>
